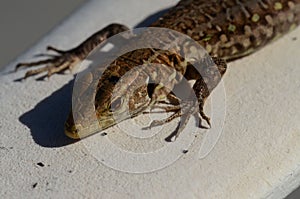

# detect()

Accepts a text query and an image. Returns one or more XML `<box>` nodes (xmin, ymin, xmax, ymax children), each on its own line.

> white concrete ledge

<box><xmin>1</xmin><ymin>0</ymin><xmax>300</xmax><ymax>198</ymax></box>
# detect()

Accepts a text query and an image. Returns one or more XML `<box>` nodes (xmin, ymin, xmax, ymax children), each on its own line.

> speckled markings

<box><xmin>15</xmin><ymin>0</ymin><xmax>300</xmax><ymax>140</ymax></box>
<box><xmin>150</xmin><ymin>0</ymin><xmax>300</xmax><ymax>61</ymax></box>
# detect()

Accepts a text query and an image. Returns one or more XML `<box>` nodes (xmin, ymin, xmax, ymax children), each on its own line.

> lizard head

<box><xmin>64</xmin><ymin>77</ymin><xmax>151</xmax><ymax>139</ymax></box>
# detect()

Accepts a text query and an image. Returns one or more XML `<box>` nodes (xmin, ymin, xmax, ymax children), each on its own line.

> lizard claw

<box><xmin>142</xmin><ymin>110</ymin><xmax>182</xmax><ymax>130</ymax></box>
<box><xmin>47</xmin><ymin>45</ymin><xmax>67</xmax><ymax>54</ymax></box>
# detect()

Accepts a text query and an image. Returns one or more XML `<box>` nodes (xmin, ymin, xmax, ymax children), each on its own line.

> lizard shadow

<box><xmin>17</xmin><ymin>7</ymin><xmax>173</xmax><ymax>148</ymax></box>
<box><xmin>134</xmin><ymin>7</ymin><xmax>171</xmax><ymax>28</ymax></box>
<box><xmin>18</xmin><ymin>79</ymin><xmax>77</xmax><ymax>147</ymax></box>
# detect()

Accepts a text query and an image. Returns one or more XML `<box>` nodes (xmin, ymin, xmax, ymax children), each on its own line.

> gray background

<box><xmin>0</xmin><ymin>0</ymin><xmax>299</xmax><ymax>198</ymax></box>
<box><xmin>0</xmin><ymin>0</ymin><xmax>86</xmax><ymax>68</ymax></box>
<box><xmin>289</xmin><ymin>187</ymin><xmax>300</xmax><ymax>199</ymax></box>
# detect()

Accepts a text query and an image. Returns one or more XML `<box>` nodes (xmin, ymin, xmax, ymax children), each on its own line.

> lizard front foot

<box><xmin>15</xmin><ymin>46</ymin><xmax>81</xmax><ymax>80</ymax></box>
<box><xmin>15</xmin><ymin>23</ymin><xmax>130</xmax><ymax>80</ymax></box>
<box><xmin>143</xmin><ymin>99</ymin><xmax>206</xmax><ymax>142</ymax></box>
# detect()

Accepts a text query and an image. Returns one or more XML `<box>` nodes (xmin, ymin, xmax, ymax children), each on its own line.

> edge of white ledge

<box><xmin>1</xmin><ymin>0</ymin><xmax>300</xmax><ymax>198</ymax></box>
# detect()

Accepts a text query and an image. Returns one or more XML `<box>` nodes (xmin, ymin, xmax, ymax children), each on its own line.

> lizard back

<box><xmin>151</xmin><ymin>0</ymin><xmax>300</xmax><ymax>60</ymax></box>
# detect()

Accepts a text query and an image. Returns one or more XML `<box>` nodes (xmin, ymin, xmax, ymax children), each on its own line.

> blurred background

<box><xmin>0</xmin><ymin>0</ymin><xmax>86</xmax><ymax>69</ymax></box>
<box><xmin>0</xmin><ymin>1</ymin><xmax>299</xmax><ymax>198</ymax></box>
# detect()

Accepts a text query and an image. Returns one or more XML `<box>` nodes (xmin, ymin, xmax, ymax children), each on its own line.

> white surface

<box><xmin>1</xmin><ymin>0</ymin><xmax>300</xmax><ymax>198</ymax></box>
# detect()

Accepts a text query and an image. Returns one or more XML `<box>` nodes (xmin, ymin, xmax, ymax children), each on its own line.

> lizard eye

<box><xmin>110</xmin><ymin>97</ymin><xmax>122</xmax><ymax>111</ymax></box>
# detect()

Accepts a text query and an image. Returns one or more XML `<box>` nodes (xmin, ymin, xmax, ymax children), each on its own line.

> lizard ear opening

<box><xmin>110</xmin><ymin>97</ymin><xmax>122</xmax><ymax>112</ymax></box>
<box><xmin>146</xmin><ymin>83</ymin><xmax>158</xmax><ymax>98</ymax></box>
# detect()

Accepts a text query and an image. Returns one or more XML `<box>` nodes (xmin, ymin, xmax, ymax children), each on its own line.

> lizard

<box><xmin>15</xmin><ymin>0</ymin><xmax>300</xmax><ymax>141</ymax></box>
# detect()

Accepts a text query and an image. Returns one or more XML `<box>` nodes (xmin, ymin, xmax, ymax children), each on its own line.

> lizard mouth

<box><xmin>64</xmin><ymin>105</ymin><xmax>149</xmax><ymax>139</ymax></box>
<box><xmin>64</xmin><ymin>109</ymin><xmax>127</xmax><ymax>139</ymax></box>
<box><xmin>64</xmin><ymin>86</ymin><xmax>151</xmax><ymax>139</ymax></box>
<box><xmin>64</xmin><ymin>113</ymin><xmax>80</xmax><ymax>139</ymax></box>
<box><xmin>64</xmin><ymin>128</ymin><xmax>80</xmax><ymax>139</ymax></box>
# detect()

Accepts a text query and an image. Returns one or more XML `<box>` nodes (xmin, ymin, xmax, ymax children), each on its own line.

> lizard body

<box><xmin>16</xmin><ymin>0</ymin><xmax>300</xmax><ymax>140</ymax></box>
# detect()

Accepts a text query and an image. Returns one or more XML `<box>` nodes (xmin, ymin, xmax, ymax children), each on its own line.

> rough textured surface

<box><xmin>1</xmin><ymin>0</ymin><xmax>300</xmax><ymax>198</ymax></box>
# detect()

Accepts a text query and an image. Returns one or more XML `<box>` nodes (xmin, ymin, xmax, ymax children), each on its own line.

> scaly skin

<box><xmin>16</xmin><ymin>0</ymin><xmax>300</xmax><ymax>140</ymax></box>
<box><xmin>150</xmin><ymin>0</ymin><xmax>300</xmax><ymax>60</ymax></box>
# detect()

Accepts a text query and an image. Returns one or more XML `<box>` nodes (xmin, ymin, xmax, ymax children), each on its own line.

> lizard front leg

<box><xmin>146</xmin><ymin>56</ymin><xmax>227</xmax><ymax>141</ymax></box>
<box><xmin>15</xmin><ymin>23</ymin><xmax>129</xmax><ymax>79</ymax></box>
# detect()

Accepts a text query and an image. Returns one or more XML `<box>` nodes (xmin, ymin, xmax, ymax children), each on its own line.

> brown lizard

<box><xmin>15</xmin><ymin>0</ymin><xmax>300</xmax><ymax>141</ymax></box>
